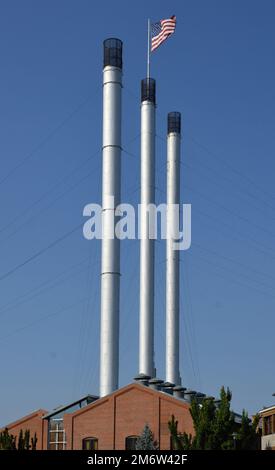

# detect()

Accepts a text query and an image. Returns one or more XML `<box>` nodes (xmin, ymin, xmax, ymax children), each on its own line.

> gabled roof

<box><xmin>65</xmin><ymin>382</ymin><xmax>191</xmax><ymax>420</ymax></box>
<box><xmin>259</xmin><ymin>405</ymin><xmax>275</xmax><ymax>415</ymax></box>
<box><xmin>63</xmin><ymin>383</ymin><xmax>243</xmax><ymax>425</ymax></box>
<box><xmin>4</xmin><ymin>409</ymin><xmax>48</xmax><ymax>430</ymax></box>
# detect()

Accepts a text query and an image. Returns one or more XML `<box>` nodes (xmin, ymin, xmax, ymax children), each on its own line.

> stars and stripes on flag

<box><xmin>151</xmin><ymin>15</ymin><xmax>176</xmax><ymax>52</ymax></box>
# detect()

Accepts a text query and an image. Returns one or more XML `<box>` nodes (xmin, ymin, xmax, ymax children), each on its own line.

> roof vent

<box><xmin>148</xmin><ymin>378</ymin><xmax>164</xmax><ymax>391</ymax></box>
<box><xmin>195</xmin><ymin>392</ymin><xmax>206</xmax><ymax>404</ymax></box>
<box><xmin>133</xmin><ymin>373</ymin><xmax>151</xmax><ymax>386</ymax></box>
<box><xmin>161</xmin><ymin>382</ymin><xmax>175</xmax><ymax>395</ymax></box>
<box><xmin>184</xmin><ymin>389</ymin><xmax>196</xmax><ymax>403</ymax></box>
<box><xmin>173</xmin><ymin>386</ymin><xmax>186</xmax><ymax>399</ymax></box>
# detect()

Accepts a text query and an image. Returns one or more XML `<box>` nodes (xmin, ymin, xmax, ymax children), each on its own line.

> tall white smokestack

<box><xmin>139</xmin><ymin>78</ymin><xmax>156</xmax><ymax>377</ymax></box>
<box><xmin>166</xmin><ymin>112</ymin><xmax>181</xmax><ymax>385</ymax></box>
<box><xmin>100</xmin><ymin>38</ymin><xmax>123</xmax><ymax>397</ymax></box>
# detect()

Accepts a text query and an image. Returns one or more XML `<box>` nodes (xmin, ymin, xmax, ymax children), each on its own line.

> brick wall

<box><xmin>4</xmin><ymin>409</ymin><xmax>47</xmax><ymax>450</ymax></box>
<box><xmin>67</xmin><ymin>383</ymin><xmax>194</xmax><ymax>450</ymax></box>
<box><xmin>2</xmin><ymin>384</ymin><xmax>195</xmax><ymax>451</ymax></box>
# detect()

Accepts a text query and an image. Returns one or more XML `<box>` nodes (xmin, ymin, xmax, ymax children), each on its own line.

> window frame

<box><xmin>82</xmin><ymin>437</ymin><xmax>99</xmax><ymax>450</ymax></box>
<box><xmin>264</xmin><ymin>415</ymin><xmax>273</xmax><ymax>435</ymax></box>
<box><xmin>125</xmin><ymin>435</ymin><xmax>139</xmax><ymax>450</ymax></box>
<box><xmin>48</xmin><ymin>418</ymin><xmax>66</xmax><ymax>450</ymax></box>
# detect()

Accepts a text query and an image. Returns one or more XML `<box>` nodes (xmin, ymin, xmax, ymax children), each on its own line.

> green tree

<box><xmin>31</xmin><ymin>433</ymin><xmax>37</xmax><ymax>451</ymax></box>
<box><xmin>135</xmin><ymin>424</ymin><xmax>158</xmax><ymax>450</ymax></box>
<box><xmin>168</xmin><ymin>415</ymin><xmax>192</xmax><ymax>450</ymax></box>
<box><xmin>211</xmin><ymin>387</ymin><xmax>235</xmax><ymax>449</ymax></box>
<box><xmin>0</xmin><ymin>428</ymin><xmax>37</xmax><ymax>450</ymax></box>
<box><xmin>24</xmin><ymin>430</ymin><xmax>30</xmax><ymax>450</ymax></box>
<box><xmin>235</xmin><ymin>412</ymin><xmax>260</xmax><ymax>450</ymax></box>
<box><xmin>0</xmin><ymin>428</ymin><xmax>16</xmax><ymax>450</ymax></box>
<box><xmin>17</xmin><ymin>430</ymin><xmax>24</xmax><ymax>450</ymax></box>
<box><xmin>169</xmin><ymin>386</ymin><xmax>260</xmax><ymax>450</ymax></box>
<box><xmin>17</xmin><ymin>429</ymin><xmax>31</xmax><ymax>450</ymax></box>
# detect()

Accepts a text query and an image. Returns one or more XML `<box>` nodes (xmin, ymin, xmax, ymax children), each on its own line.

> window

<box><xmin>264</xmin><ymin>416</ymin><xmax>273</xmax><ymax>435</ymax></box>
<box><xmin>125</xmin><ymin>436</ymin><xmax>138</xmax><ymax>450</ymax></box>
<box><xmin>48</xmin><ymin>418</ymin><xmax>66</xmax><ymax>450</ymax></box>
<box><xmin>82</xmin><ymin>438</ymin><xmax>98</xmax><ymax>450</ymax></box>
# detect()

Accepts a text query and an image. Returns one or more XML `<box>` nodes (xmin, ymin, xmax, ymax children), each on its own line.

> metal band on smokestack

<box><xmin>100</xmin><ymin>38</ymin><xmax>122</xmax><ymax>397</ymax></box>
<box><xmin>166</xmin><ymin>112</ymin><xmax>181</xmax><ymax>385</ymax></box>
<box><xmin>139</xmin><ymin>78</ymin><xmax>156</xmax><ymax>377</ymax></box>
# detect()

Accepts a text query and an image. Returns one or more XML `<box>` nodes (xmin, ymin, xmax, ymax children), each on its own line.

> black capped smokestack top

<box><xmin>195</xmin><ymin>392</ymin><xmax>206</xmax><ymax>404</ymax></box>
<box><xmin>141</xmin><ymin>78</ymin><xmax>156</xmax><ymax>104</ymax></box>
<box><xmin>168</xmin><ymin>112</ymin><xmax>181</xmax><ymax>135</ymax></box>
<box><xmin>161</xmin><ymin>381</ymin><xmax>175</xmax><ymax>395</ymax></box>
<box><xmin>148</xmin><ymin>378</ymin><xmax>164</xmax><ymax>391</ymax></box>
<box><xmin>103</xmin><ymin>38</ymin><xmax>123</xmax><ymax>69</ymax></box>
<box><xmin>184</xmin><ymin>389</ymin><xmax>196</xmax><ymax>403</ymax></box>
<box><xmin>173</xmin><ymin>386</ymin><xmax>186</xmax><ymax>399</ymax></box>
<box><xmin>204</xmin><ymin>395</ymin><xmax>215</xmax><ymax>401</ymax></box>
<box><xmin>133</xmin><ymin>373</ymin><xmax>151</xmax><ymax>386</ymax></box>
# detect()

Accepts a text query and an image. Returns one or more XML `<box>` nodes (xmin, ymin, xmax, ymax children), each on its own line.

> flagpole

<box><xmin>147</xmin><ymin>18</ymin><xmax>150</xmax><ymax>79</ymax></box>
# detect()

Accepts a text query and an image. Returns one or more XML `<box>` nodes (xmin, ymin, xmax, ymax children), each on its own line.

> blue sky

<box><xmin>0</xmin><ymin>0</ymin><xmax>275</xmax><ymax>425</ymax></box>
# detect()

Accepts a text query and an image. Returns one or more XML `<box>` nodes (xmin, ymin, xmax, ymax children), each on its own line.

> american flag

<box><xmin>151</xmin><ymin>16</ymin><xmax>176</xmax><ymax>52</ymax></box>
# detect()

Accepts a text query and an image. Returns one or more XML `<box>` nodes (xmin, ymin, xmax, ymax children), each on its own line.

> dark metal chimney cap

<box><xmin>168</xmin><ymin>112</ymin><xmax>181</xmax><ymax>135</ymax></box>
<box><xmin>196</xmin><ymin>392</ymin><xmax>206</xmax><ymax>398</ymax></box>
<box><xmin>162</xmin><ymin>381</ymin><xmax>175</xmax><ymax>388</ymax></box>
<box><xmin>141</xmin><ymin>78</ymin><xmax>156</xmax><ymax>104</ymax></box>
<box><xmin>173</xmin><ymin>386</ymin><xmax>186</xmax><ymax>392</ymax></box>
<box><xmin>148</xmin><ymin>378</ymin><xmax>164</xmax><ymax>384</ymax></box>
<box><xmin>103</xmin><ymin>38</ymin><xmax>123</xmax><ymax>69</ymax></box>
<box><xmin>134</xmin><ymin>373</ymin><xmax>151</xmax><ymax>381</ymax></box>
<box><xmin>184</xmin><ymin>389</ymin><xmax>196</xmax><ymax>395</ymax></box>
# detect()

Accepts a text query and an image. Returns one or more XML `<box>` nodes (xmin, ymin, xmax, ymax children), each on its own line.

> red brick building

<box><xmin>3</xmin><ymin>382</ymin><xmax>194</xmax><ymax>450</ymax></box>
<box><xmin>259</xmin><ymin>405</ymin><xmax>275</xmax><ymax>450</ymax></box>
